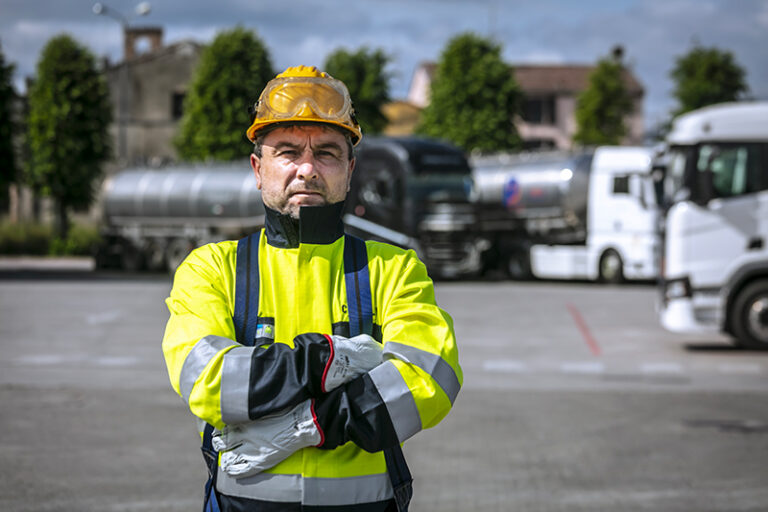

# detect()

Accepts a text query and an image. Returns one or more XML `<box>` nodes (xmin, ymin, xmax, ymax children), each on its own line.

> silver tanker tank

<box><xmin>470</xmin><ymin>150</ymin><xmax>593</xmax><ymax>241</ymax></box>
<box><xmin>98</xmin><ymin>162</ymin><xmax>264</xmax><ymax>271</ymax></box>
<box><xmin>103</xmin><ymin>162</ymin><xmax>262</xmax><ymax>221</ymax></box>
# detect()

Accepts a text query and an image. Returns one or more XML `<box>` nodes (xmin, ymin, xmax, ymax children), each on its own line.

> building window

<box><xmin>522</xmin><ymin>96</ymin><xmax>556</xmax><ymax>125</ymax></box>
<box><xmin>172</xmin><ymin>92</ymin><xmax>186</xmax><ymax>120</ymax></box>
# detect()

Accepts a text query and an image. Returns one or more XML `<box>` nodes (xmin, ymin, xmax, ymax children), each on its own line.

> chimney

<box><xmin>612</xmin><ymin>45</ymin><xmax>625</xmax><ymax>63</ymax></box>
<box><xmin>124</xmin><ymin>27</ymin><xmax>163</xmax><ymax>61</ymax></box>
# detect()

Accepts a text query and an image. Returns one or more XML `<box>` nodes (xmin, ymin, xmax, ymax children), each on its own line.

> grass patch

<box><xmin>0</xmin><ymin>222</ymin><xmax>102</xmax><ymax>256</ymax></box>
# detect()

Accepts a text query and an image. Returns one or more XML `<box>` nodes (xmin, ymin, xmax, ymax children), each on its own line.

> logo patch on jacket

<box><xmin>255</xmin><ymin>323</ymin><xmax>274</xmax><ymax>340</ymax></box>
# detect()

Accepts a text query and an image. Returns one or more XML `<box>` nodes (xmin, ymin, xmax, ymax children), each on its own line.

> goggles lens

<box><xmin>257</xmin><ymin>76</ymin><xmax>351</xmax><ymax>121</ymax></box>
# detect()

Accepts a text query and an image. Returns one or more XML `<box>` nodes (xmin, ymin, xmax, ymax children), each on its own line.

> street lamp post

<box><xmin>93</xmin><ymin>2</ymin><xmax>151</xmax><ymax>165</ymax></box>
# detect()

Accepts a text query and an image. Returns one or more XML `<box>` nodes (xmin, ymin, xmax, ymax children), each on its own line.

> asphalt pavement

<box><xmin>1</xmin><ymin>263</ymin><xmax>767</xmax><ymax>511</ymax></box>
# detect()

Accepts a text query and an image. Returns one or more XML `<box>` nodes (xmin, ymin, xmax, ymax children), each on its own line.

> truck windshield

<box><xmin>412</xmin><ymin>152</ymin><xmax>471</xmax><ymax>175</ymax></box>
<box><xmin>397</xmin><ymin>138</ymin><xmax>471</xmax><ymax>175</ymax></box>
<box><xmin>696</xmin><ymin>143</ymin><xmax>764</xmax><ymax>199</ymax></box>
<box><xmin>663</xmin><ymin>143</ymin><xmax>765</xmax><ymax>206</ymax></box>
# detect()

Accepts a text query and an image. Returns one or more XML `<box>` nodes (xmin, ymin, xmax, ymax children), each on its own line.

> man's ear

<box><xmin>346</xmin><ymin>157</ymin><xmax>355</xmax><ymax>191</ymax></box>
<box><xmin>250</xmin><ymin>153</ymin><xmax>262</xmax><ymax>190</ymax></box>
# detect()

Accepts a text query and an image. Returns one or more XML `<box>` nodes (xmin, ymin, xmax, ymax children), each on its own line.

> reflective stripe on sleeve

<box><xmin>368</xmin><ymin>360</ymin><xmax>422</xmax><ymax>443</ymax></box>
<box><xmin>220</xmin><ymin>346</ymin><xmax>255</xmax><ymax>425</ymax></box>
<box><xmin>383</xmin><ymin>342</ymin><xmax>461</xmax><ymax>404</ymax></box>
<box><xmin>216</xmin><ymin>470</ymin><xmax>393</xmax><ymax>505</ymax></box>
<box><xmin>196</xmin><ymin>417</ymin><xmax>207</xmax><ymax>436</ymax></box>
<box><xmin>179</xmin><ymin>336</ymin><xmax>238</xmax><ymax>404</ymax></box>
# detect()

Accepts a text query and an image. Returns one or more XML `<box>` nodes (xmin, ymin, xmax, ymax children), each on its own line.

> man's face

<box><xmin>250</xmin><ymin>125</ymin><xmax>355</xmax><ymax>219</ymax></box>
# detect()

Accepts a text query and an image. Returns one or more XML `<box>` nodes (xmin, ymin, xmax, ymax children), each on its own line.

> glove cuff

<box><xmin>310</xmin><ymin>399</ymin><xmax>325</xmax><ymax>447</ymax></box>
<box><xmin>320</xmin><ymin>334</ymin><xmax>334</xmax><ymax>393</ymax></box>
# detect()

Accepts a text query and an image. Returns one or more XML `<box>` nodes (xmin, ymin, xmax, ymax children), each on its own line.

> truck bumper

<box><xmin>623</xmin><ymin>255</ymin><xmax>659</xmax><ymax>281</ymax></box>
<box><xmin>658</xmin><ymin>277</ymin><xmax>723</xmax><ymax>334</ymax></box>
<box><xmin>424</xmin><ymin>237</ymin><xmax>489</xmax><ymax>279</ymax></box>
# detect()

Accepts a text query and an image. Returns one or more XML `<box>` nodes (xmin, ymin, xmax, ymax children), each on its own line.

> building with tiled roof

<box><xmin>406</xmin><ymin>59</ymin><xmax>644</xmax><ymax>149</ymax></box>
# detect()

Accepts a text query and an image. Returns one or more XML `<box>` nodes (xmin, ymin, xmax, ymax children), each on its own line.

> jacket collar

<box><xmin>264</xmin><ymin>201</ymin><xmax>346</xmax><ymax>248</ymax></box>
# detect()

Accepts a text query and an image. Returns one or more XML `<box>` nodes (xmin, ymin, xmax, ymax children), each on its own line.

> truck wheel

<box><xmin>730</xmin><ymin>279</ymin><xmax>768</xmax><ymax>350</ymax></box>
<box><xmin>145</xmin><ymin>242</ymin><xmax>167</xmax><ymax>272</ymax></box>
<box><xmin>94</xmin><ymin>242</ymin><xmax>117</xmax><ymax>269</ymax></box>
<box><xmin>507</xmin><ymin>251</ymin><xmax>532</xmax><ymax>280</ymax></box>
<box><xmin>166</xmin><ymin>239</ymin><xmax>194</xmax><ymax>273</ymax></box>
<box><xmin>120</xmin><ymin>243</ymin><xmax>144</xmax><ymax>272</ymax></box>
<box><xmin>599</xmin><ymin>250</ymin><xmax>624</xmax><ymax>284</ymax></box>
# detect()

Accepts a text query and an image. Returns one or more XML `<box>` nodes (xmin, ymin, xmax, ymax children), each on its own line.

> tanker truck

<box><xmin>96</xmin><ymin>136</ymin><xmax>485</xmax><ymax>278</ymax></box>
<box><xmin>472</xmin><ymin>146</ymin><xmax>660</xmax><ymax>282</ymax></box>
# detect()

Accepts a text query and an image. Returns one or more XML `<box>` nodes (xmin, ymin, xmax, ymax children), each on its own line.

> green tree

<box><xmin>0</xmin><ymin>41</ymin><xmax>17</xmax><ymax>211</ymax></box>
<box><xmin>573</xmin><ymin>53</ymin><xmax>634</xmax><ymax>146</ymax></box>
<box><xmin>26</xmin><ymin>34</ymin><xmax>111</xmax><ymax>239</ymax></box>
<box><xmin>175</xmin><ymin>27</ymin><xmax>273</xmax><ymax>161</ymax></box>
<box><xmin>417</xmin><ymin>32</ymin><xmax>521</xmax><ymax>153</ymax></box>
<box><xmin>671</xmin><ymin>45</ymin><xmax>748</xmax><ymax>116</ymax></box>
<box><xmin>324</xmin><ymin>47</ymin><xmax>390</xmax><ymax>135</ymax></box>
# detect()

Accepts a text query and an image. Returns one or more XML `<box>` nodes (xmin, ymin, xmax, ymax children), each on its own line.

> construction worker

<box><xmin>162</xmin><ymin>65</ymin><xmax>462</xmax><ymax>511</ymax></box>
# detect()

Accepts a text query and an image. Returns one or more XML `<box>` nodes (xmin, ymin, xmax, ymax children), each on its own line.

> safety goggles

<box><xmin>254</xmin><ymin>76</ymin><xmax>353</xmax><ymax>122</ymax></box>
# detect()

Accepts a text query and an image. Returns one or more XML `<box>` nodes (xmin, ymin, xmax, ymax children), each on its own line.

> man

<box><xmin>162</xmin><ymin>65</ymin><xmax>462</xmax><ymax>511</ymax></box>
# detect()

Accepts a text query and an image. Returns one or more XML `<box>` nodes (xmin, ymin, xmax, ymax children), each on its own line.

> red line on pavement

<box><xmin>566</xmin><ymin>302</ymin><xmax>602</xmax><ymax>357</ymax></box>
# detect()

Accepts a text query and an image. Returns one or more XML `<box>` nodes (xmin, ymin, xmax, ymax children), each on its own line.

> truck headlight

<box><xmin>664</xmin><ymin>276</ymin><xmax>692</xmax><ymax>300</ymax></box>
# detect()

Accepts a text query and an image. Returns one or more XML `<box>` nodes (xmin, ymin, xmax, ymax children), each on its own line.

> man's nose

<box><xmin>296</xmin><ymin>151</ymin><xmax>318</xmax><ymax>180</ymax></box>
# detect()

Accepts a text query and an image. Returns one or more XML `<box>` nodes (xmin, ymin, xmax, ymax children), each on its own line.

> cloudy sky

<box><xmin>1</xmin><ymin>0</ymin><xmax>766</xmax><ymax>129</ymax></box>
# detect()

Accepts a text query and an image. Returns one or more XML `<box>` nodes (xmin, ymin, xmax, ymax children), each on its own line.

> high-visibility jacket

<box><xmin>162</xmin><ymin>202</ymin><xmax>462</xmax><ymax>510</ymax></box>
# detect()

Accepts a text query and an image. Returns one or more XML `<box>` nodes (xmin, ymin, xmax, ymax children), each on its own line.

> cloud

<box><xmin>489</xmin><ymin>0</ymin><xmax>768</xmax><ymax>123</ymax></box>
<box><xmin>1</xmin><ymin>0</ymin><xmax>765</xmax><ymax>124</ymax></box>
<box><xmin>516</xmin><ymin>51</ymin><xmax>567</xmax><ymax>64</ymax></box>
<box><xmin>758</xmin><ymin>0</ymin><xmax>768</xmax><ymax>27</ymax></box>
<box><xmin>3</xmin><ymin>19</ymin><xmax>121</xmax><ymax>91</ymax></box>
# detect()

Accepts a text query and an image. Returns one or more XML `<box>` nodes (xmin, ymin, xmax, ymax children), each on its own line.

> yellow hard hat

<box><xmin>246</xmin><ymin>65</ymin><xmax>362</xmax><ymax>145</ymax></box>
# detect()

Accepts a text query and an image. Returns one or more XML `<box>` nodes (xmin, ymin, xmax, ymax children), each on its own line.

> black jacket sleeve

<box><xmin>247</xmin><ymin>333</ymin><xmax>331</xmax><ymax>419</ymax></box>
<box><xmin>312</xmin><ymin>373</ymin><xmax>400</xmax><ymax>452</ymax></box>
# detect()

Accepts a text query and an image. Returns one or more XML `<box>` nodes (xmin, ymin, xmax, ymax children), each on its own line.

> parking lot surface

<box><xmin>1</xmin><ymin>271</ymin><xmax>766</xmax><ymax>511</ymax></box>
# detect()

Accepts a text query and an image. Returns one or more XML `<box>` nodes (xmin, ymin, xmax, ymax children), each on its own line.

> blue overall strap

<box><xmin>200</xmin><ymin>231</ymin><xmax>261</xmax><ymax>512</ymax></box>
<box><xmin>343</xmin><ymin>234</ymin><xmax>413</xmax><ymax>512</ymax></box>
<box><xmin>201</xmin><ymin>423</ymin><xmax>220</xmax><ymax>512</ymax></box>
<box><xmin>233</xmin><ymin>231</ymin><xmax>261</xmax><ymax>346</ymax></box>
<box><xmin>343</xmin><ymin>234</ymin><xmax>374</xmax><ymax>336</ymax></box>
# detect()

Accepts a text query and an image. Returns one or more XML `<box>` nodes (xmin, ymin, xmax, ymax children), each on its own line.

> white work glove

<box><xmin>323</xmin><ymin>333</ymin><xmax>383</xmax><ymax>392</ymax></box>
<box><xmin>212</xmin><ymin>399</ymin><xmax>321</xmax><ymax>479</ymax></box>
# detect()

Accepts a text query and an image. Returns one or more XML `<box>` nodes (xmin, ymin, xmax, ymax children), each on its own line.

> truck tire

<box><xmin>94</xmin><ymin>242</ymin><xmax>118</xmax><ymax>269</ymax></box>
<box><xmin>507</xmin><ymin>250</ymin><xmax>532</xmax><ymax>280</ymax></box>
<box><xmin>139</xmin><ymin>240</ymin><xmax>165</xmax><ymax>272</ymax></box>
<box><xmin>120</xmin><ymin>242</ymin><xmax>144</xmax><ymax>272</ymax></box>
<box><xmin>730</xmin><ymin>279</ymin><xmax>768</xmax><ymax>350</ymax></box>
<box><xmin>166</xmin><ymin>238</ymin><xmax>194</xmax><ymax>273</ymax></box>
<box><xmin>599</xmin><ymin>249</ymin><xmax>624</xmax><ymax>284</ymax></box>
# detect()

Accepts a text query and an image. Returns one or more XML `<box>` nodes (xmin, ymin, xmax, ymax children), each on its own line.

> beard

<box><xmin>283</xmin><ymin>181</ymin><xmax>328</xmax><ymax>219</ymax></box>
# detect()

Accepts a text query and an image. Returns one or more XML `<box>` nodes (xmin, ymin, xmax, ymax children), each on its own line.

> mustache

<box><xmin>287</xmin><ymin>181</ymin><xmax>325</xmax><ymax>195</ymax></box>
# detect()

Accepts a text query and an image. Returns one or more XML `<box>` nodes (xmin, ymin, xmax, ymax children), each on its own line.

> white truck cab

<box><xmin>658</xmin><ymin>102</ymin><xmax>768</xmax><ymax>349</ymax></box>
<box><xmin>530</xmin><ymin>146</ymin><xmax>658</xmax><ymax>282</ymax></box>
